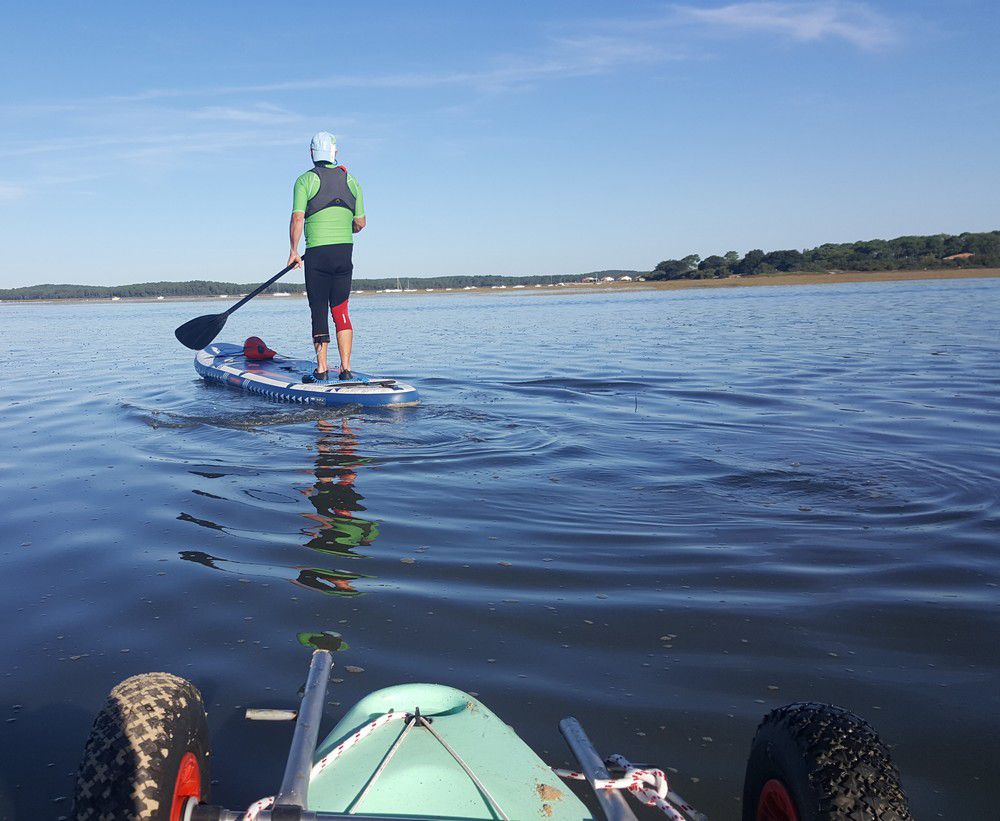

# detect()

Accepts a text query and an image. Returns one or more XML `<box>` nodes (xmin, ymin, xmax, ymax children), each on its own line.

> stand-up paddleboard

<box><xmin>194</xmin><ymin>343</ymin><xmax>418</xmax><ymax>406</ymax></box>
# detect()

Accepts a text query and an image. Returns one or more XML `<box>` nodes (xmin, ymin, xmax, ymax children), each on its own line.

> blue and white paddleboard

<box><xmin>194</xmin><ymin>343</ymin><xmax>419</xmax><ymax>406</ymax></box>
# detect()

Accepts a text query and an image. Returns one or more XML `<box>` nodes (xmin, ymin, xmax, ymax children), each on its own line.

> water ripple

<box><xmin>0</xmin><ymin>281</ymin><xmax>998</xmax><ymax>818</ymax></box>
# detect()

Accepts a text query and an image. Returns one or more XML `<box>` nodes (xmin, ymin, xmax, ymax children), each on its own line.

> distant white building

<box><xmin>156</xmin><ymin>295</ymin><xmax>165</xmax><ymax>300</ymax></box>
<box><xmin>637</xmin><ymin>277</ymin><xmax>646</xmax><ymax>282</ymax></box>
<box><xmin>272</xmin><ymin>292</ymin><xmax>290</xmax><ymax>297</ymax></box>
<box><xmin>619</xmin><ymin>275</ymin><xmax>632</xmax><ymax>282</ymax></box>
<box><xmin>111</xmin><ymin>296</ymin><xmax>121</xmax><ymax>301</ymax></box>
<box><xmin>513</xmin><ymin>284</ymin><xmax>526</xmax><ymax>289</ymax></box>
<box><xmin>602</xmin><ymin>276</ymin><xmax>614</xmax><ymax>282</ymax></box>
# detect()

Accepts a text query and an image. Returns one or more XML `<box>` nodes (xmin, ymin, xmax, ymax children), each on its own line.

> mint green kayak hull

<box><xmin>310</xmin><ymin>683</ymin><xmax>593</xmax><ymax>819</ymax></box>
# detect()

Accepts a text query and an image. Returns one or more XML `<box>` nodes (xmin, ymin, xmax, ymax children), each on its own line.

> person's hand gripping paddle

<box><xmin>174</xmin><ymin>261</ymin><xmax>299</xmax><ymax>350</ymax></box>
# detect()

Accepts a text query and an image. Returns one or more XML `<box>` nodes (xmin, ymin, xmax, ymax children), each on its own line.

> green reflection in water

<box><xmin>297</xmin><ymin>630</ymin><xmax>349</xmax><ymax>652</ymax></box>
<box><xmin>178</xmin><ymin>417</ymin><xmax>387</xmax><ymax>647</ymax></box>
<box><xmin>296</xmin><ymin>417</ymin><xmax>384</xmax><ymax>647</ymax></box>
<box><xmin>299</xmin><ymin>418</ymin><xmax>381</xmax><ymax>558</ymax></box>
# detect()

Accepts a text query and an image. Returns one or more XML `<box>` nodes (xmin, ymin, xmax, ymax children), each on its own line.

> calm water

<box><xmin>1</xmin><ymin>280</ymin><xmax>998</xmax><ymax>819</ymax></box>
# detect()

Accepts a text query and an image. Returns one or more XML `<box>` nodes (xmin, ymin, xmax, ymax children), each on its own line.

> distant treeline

<box><xmin>4</xmin><ymin>229</ymin><xmax>999</xmax><ymax>299</ymax></box>
<box><xmin>650</xmin><ymin>230</ymin><xmax>1000</xmax><ymax>280</ymax></box>
<box><xmin>0</xmin><ymin>271</ymin><xmax>641</xmax><ymax>301</ymax></box>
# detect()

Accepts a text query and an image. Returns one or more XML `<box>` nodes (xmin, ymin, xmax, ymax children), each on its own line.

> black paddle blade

<box><xmin>174</xmin><ymin>312</ymin><xmax>228</xmax><ymax>350</ymax></box>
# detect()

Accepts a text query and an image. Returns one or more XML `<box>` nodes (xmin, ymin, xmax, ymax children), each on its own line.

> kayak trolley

<box><xmin>72</xmin><ymin>650</ymin><xmax>911</xmax><ymax>820</ymax></box>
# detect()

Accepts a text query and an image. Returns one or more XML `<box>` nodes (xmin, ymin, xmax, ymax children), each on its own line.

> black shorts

<box><xmin>304</xmin><ymin>244</ymin><xmax>353</xmax><ymax>342</ymax></box>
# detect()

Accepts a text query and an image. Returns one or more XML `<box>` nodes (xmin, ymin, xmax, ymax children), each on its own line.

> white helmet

<box><xmin>310</xmin><ymin>131</ymin><xmax>337</xmax><ymax>163</ymax></box>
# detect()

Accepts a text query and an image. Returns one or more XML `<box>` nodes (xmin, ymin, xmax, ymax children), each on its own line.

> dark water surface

<box><xmin>2</xmin><ymin>280</ymin><xmax>998</xmax><ymax>819</ymax></box>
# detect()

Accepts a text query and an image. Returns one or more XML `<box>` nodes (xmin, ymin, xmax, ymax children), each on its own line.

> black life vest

<box><xmin>304</xmin><ymin>163</ymin><xmax>357</xmax><ymax>218</ymax></box>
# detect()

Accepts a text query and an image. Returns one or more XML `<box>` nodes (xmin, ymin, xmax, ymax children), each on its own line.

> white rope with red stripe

<box><xmin>242</xmin><ymin>710</ymin><xmax>405</xmax><ymax>820</ymax></box>
<box><xmin>243</xmin><ymin>711</ymin><xmax>705</xmax><ymax>821</ymax></box>
<box><xmin>553</xmin><ymin>754</ymin><xmax>706</xmax><ymax>821</ymax></box>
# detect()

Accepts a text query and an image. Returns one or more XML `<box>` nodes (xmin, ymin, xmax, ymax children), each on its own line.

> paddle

<box><xmin>174</xmin><ymin>261</ymin><xmax>299</xmax><ymax>350</ymax></box>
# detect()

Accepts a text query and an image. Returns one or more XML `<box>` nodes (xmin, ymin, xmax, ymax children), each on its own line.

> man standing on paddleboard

<box><xmin>287</xmin><ymin>132</ymin><xmax>366</xmax><ymax>381</ymax></box>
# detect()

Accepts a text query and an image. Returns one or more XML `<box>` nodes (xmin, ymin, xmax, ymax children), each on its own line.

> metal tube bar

<box><xmin>558</xmin><ymin>717</ymin><xmax>639</xmax><ymax>821</ymax></box>
<box><xmin>203</xmin><ymin>812</ymin><xmax>480</xmax><ymax>821</ymax></box>
<box><xmin>346</xmin><ymin>715</ymin><xmax>416</xmax><ymax>813</ymax></box>
<box><xmin>255</xmin><ymin>814</ymin><xmax>446</xmax><ymax>821</ymax></box>
<box><xmin>274</xmin><ymin>650</ymin><xmax>334</xmax><ymax>808</ymax></box>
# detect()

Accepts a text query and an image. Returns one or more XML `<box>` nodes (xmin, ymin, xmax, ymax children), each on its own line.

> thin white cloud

<box><xmin>1</xmin><ymin>64</ymin><xmax>585</xmax><ymax>115</ymax></box>
<box><xmin>0</xmin><ymin>4</ymin><xmax>900</xmax><ymax>182</ymax></box>
<box><xmin>676</xmin><ymin>2</ymin><xmax>898</xmax><ymax>50</ymax></box>
<box><xmin>2</xmin><ymin>4</ymin><xmax>902</xmax><ymax>124</ymax></box>
<box><xmin>0</xmin><ymin>130</ymin><xmax>303</xmax><ymax>160</ymax></box>
<box><xmin>0</xmin><ymin>182</ymin><xmax>27</xmax><ymax>202</ymax></box>
<box><xmin>0</xmin><ymin>173</ymin><xmax>104</xmax><ymax>205</ymax></box>
<box><xmin>2</xmin><ymin>5</ymin><xmax>892</xmax><ymax>126</ymax></box>
<box><xmin>148</xmin><ymin>35</ymin><xmax>669</xmax><ymax>98</ymax></box>
<box><xmin>189</xmin><ymin>103</ymin><xmax>308</xmax><ymax>125</ymax></box>
<box><xmin>1</xmin><ymin>30</ymin><xmax>674</xmax><ymax>117</ymax></box>
<box><xmin>0</xmin><ymin>31</ymin><xmax>667</xmax><ymax>184</ymax></box>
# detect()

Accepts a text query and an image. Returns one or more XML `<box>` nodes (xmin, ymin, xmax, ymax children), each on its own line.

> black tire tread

<box><xmin>73</xmin><ymin>672</ymin><xmax>209</xmax><ymax>820</ymax></box>
<box><xmin>755</xmin><ymin>701</ymin><xmax>911</xmax><ymax>820</ymax></box>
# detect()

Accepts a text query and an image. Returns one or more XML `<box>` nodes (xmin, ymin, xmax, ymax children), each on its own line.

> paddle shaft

<box><xmin>224</xmin><ymin>261</ymin><xmax>298</xmax><ymax>316</ymax></box>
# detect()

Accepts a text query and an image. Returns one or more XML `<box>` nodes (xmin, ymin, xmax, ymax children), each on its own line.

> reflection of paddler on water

<box><xmin>179</xmin><ymin>418</ymin><xmax>380</xmax><ymax>603</ymax></box>
<box><xmin>179</xmin><ymin>550</ymin><xmax>366</xmax><ymax>596</ymax></box>
<box><xmin>299</xmin><ymin>418</ymin><xmax>380</xmax><ymax>558</ymax></box>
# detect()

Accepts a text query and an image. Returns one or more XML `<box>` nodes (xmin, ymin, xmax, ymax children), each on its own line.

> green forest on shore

<box><xmin>650</xmin><ymin>230</ymin><xmax>1000</xmax><ymax>280</ymax></box>
<box><xmin>2</xmin><ymin>231</ymin><xmax>997</xmax><ymax>300</ymax></box>
<box><xmin>0</xmin><ymin>272</ymin><xmax>641</xmax><ymax>301</ymax></box>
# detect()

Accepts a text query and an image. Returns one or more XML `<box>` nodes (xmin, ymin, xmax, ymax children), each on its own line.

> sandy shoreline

<box><xmin>2</xmin><ymin>268</ymin><xmax>997</xmax><ymax>306</ymax></box>
<box><xmin>636</xmin><ymin>267</ymin><xmax>1000</xmax><ymax>290</ymax></box>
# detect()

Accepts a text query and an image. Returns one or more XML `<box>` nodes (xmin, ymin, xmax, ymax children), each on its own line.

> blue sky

<box><xmin>0</xmin><ymin>1</ymin><xmax>997</xmax><ymax>287</ymax></box>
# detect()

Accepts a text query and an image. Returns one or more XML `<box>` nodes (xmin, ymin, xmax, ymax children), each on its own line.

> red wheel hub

<box><xmin>170</xmin><ymin>751</ymin><xmax>202</xmax><ymax>821</ymax></box>
<box><xmin>757</xmin><ymin>778</ymin><xmax>799</xmax><ymax>821</ymax></box>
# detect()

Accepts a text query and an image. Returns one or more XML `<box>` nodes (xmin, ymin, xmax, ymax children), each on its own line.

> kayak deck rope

<box><xmin>553</xmin><ymin>754</ymin><xmax>705</xmax><ymax>821</ymax></box>
<box><xmin>349</xmin><ymin>709</ymin><xmax>509</xmax><ymax>820</ymax></box>
<box><xmin>242</xmin><ymin>709</ymin><xmax>402</xmax><ymax>820</ymax></box>
<box><xmin>242</xmin><ymin>710</ymin><xmax>703</xmax><ymax>821</ymax></box>
<box><xmin>345</xmin><ymin>711</ymin><xmax>420</xmax><ymax>814</ymax></box>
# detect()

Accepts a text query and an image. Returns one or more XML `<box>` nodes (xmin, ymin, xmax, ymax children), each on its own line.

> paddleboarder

<box><xmin>287</xmin><ymin>132</ymin><xmax>366</xmax><ymax>381</ymax></box>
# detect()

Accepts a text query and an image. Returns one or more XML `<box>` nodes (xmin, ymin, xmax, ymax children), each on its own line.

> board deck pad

<box><xmin>194</xmin><ymin>343</ymin><xmax>419</xmax><ymax>406</ymax></box>
<box><xmin>304</xmin><ymin>374</ymin><xmax>399</xmax><ymax>387</ymax></box>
